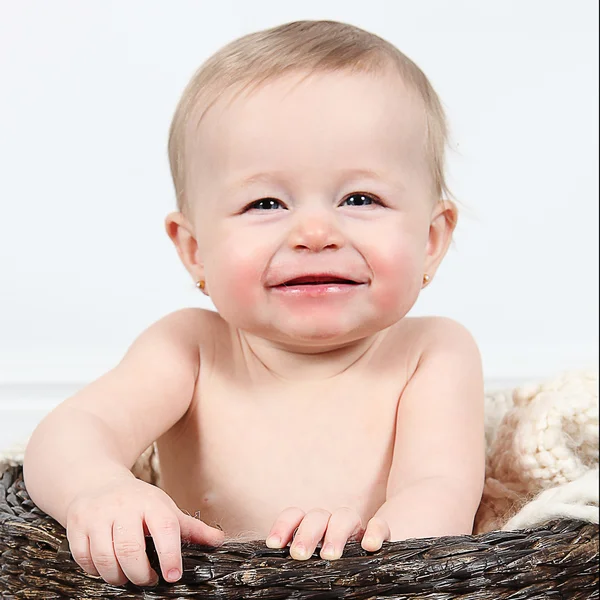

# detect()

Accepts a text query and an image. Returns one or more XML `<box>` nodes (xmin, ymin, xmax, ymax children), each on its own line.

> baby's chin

<box><xmin>246</xmin><ymin>318</ymin><xmax>394</xmax><ymax>352</ymax></box>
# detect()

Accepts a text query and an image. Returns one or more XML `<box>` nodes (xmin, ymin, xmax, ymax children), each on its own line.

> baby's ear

<box><xmin>164</xmin><ymin>211</ymin><xmax>204</xmax><ymax>282</ymax></box>
<box><xmin>424</xmin><ymin>199</ymin><xmax>458</xmax><ymax>277</ymax></box>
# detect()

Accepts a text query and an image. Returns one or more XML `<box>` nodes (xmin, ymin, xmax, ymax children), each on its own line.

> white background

<box><xmin>0</xmin><ymin>0</ymin><xmax>598</xmax><ymax>449</ymax></box>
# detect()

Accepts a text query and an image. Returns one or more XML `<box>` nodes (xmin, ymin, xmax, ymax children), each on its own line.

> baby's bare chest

<box><xmin>159</xmin><ymin>377</ymin><xmax>405</xmax><ymax>537</ymax></box>
<box><xmin>203</xmin><ymin>381</ymin><xmax>398</xmax><ymax>475</ymax></box>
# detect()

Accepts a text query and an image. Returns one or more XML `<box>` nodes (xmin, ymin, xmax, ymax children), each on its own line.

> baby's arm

<box><xmin>24</xmin><ymin>308</ymin><xmax>203</xmax><ymax>525</ymax></box>
<box><xmin>363</xmin><ymin>318</ymin><xmax>485</xmax><ymax>549</ymax></box>
<box><xmin>22</xmin><ymin>309</ymin><xmax>221</xmax><ymax>587</ymax></box>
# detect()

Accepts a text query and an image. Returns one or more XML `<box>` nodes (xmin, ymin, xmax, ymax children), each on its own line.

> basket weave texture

<box><xmin>1</xmin><ymin>462</ymin><xmax>599</xmax><ymax>599</ymax></box>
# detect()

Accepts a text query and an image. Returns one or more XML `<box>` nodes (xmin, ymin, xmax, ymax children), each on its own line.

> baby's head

<box><xmin>165</xmin><ymin>20</ymin><xmax>458</xmax><ymax>347</ymax></box>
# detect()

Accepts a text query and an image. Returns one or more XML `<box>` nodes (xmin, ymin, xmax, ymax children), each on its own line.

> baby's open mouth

<box><xmin>280</xmin><ymin>276</ymin><xmax>359</xmax><ymax>286</ymax></box>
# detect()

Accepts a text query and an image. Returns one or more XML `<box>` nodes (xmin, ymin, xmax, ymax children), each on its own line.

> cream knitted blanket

<box><xmin>2</xmin><ymin>369</ymin><xmax>598</xmax><ymax>535</ymax></box>
<box><xmin>474</xmin><ymin>369</ymin><xmax>598</xmax><ymax>533</ymax></box>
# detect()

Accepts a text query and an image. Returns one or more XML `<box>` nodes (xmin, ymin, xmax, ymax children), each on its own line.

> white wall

<box><xmin>0</xmin><ymin>0</ymin><xmax>598</xmax><ymax>449</ymax></box>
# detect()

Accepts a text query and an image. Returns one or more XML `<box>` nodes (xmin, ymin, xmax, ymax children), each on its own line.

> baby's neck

<box><xmin>234</xmin><ymin>327</ymin><xmax>391</xmax><ymax>383</ymax></box>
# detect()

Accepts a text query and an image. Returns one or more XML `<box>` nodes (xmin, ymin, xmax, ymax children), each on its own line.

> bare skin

<box><xmin>157</xmin><ymin>309</ymin><xmax>420</xmax><ymax>541</ymax></box>
<box><xmin>154</xmin><ymin>306</ymin><xmax>484</xmax><ymax>563</ymax></box>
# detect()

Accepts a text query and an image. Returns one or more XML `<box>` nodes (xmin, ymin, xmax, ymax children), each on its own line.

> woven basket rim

<box><xmin>2</xmin><ymin>462</ymin><xmax>598</xmax><ymax>599</ymax></box>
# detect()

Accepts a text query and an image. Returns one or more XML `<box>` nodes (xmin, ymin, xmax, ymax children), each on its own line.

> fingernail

<box><xmin>167</xmin><ymin>568</ymin><xmax>181</xmax><ymax>581</ymax></box>
<box><xmin>321</xmin><ymin>542</ymin><xmax>336</xmax><ymax>558</ymax></box>
<box><xmin>364</xmin><ymin>537</ymin><xmax>380</xmax><ymax>550</ymax></box>
<box><xmin>266</xmin><ymin>535</ymin><xmax>281</xmax><ymax>548</ymax></box>
<box><xmin>292</xmin><ymin>543</ymin><xmax>307</xmax><ymax>559</ymax></box>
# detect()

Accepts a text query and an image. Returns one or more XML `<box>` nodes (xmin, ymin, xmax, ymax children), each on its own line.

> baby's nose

<box><xmin>287</xmin><ymin>212</ymin><xmax>345</xmax><ymax>252</ymax></box>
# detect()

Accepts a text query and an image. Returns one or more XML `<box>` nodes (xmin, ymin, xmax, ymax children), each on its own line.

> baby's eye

<box><xmin>246</xmin><ymin>198</ymin><xmax>286</xmax><ymax>211</ymax></box>
<box><xmin>341</xmin><ymin>193</ymin><xmax>381</xmax><ymax>207</ymax></box>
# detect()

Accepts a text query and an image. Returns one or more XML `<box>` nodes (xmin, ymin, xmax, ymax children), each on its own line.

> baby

<box><xmin>23</xmin><ymin>20</ymin><xmax>485</xmax><ymax>589</ymax></box>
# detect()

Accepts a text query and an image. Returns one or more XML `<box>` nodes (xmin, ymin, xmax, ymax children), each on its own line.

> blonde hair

<box><xmin>168</xmin><ymin>20</ymin><xmax>453</xmax><ymax>212</ymax></box>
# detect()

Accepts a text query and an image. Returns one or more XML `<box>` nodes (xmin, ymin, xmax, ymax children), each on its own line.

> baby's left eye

<box><xmin>341</xmin><ymin>193</ymin><xmax>380</xmax><ymax>207</ymax></box>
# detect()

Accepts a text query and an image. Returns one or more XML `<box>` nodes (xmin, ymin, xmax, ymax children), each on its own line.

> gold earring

<box><xmin>196</xmin><ymin>280</ymin><xmax>205</xmax><ymax>291</ymax></box>
<box><xmin>422</xmin><ymin>274</ymin><xmax>431</xmax><ymax>287</ymax></box>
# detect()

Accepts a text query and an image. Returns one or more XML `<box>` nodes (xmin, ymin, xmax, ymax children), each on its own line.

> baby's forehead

<box><xmin>191</xmin><ymin>68</ymin><xmax>427</xmax><ymax>156</ymax></box>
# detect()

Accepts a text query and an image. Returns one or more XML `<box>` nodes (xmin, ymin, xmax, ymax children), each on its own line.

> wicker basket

<box><xmin>1</xmin><ymin>462</ymin><xmax>598</xmax><ymax>599</ymax></box>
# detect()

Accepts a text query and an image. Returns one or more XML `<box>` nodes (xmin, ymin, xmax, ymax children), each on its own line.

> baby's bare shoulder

<box><xmin>125</xmin><ymin>308</ymin><xmax>225</xmax><ymax>378</ymax></box>
<box><xmin>396</xmin><ymin>316</ymin><xmax>476</xmax><ymax>346</ymax></box>
<box><xmin>386</xmin><ymin>317</ymin><xmax>478</xmax><ymax>372</ymax></box>
<box><xmin>159</xmin><ymin>306</ymin><xmax>215</xmax><ymax>327</ymax></box>
<box><xmin>156</xmin><ymin>307</ymin><xmax>221</xmax><ymax>343</ymax></box>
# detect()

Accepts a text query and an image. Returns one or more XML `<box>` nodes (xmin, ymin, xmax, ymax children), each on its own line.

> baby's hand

<box><xmin>265</xmin><ymin>507</ymin><xmax>390</xmax><ymax>560</ymax></box>
<box><xmin>65</xmin><ymin>477</ymin><xmax>224</xmax><ymax>587</ymax></box>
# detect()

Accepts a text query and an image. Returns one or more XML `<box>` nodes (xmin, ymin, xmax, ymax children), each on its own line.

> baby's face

<box><xmin>183</xmin><ymin>68</ymin><xmax>440</xmax><ymax>348</ymax></box>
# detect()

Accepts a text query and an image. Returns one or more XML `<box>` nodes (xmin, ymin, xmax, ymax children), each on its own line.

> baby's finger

<box><xmin>66</xmin><ymin>529</ymin><xmax>100</xmax><ymax>577</ymax></box>
<box><xmin>320</xmin><ymin>507</ymin><xmax>364</xmax><ymax>560</ymax></box>
<box><xmin>361</xmin><ymin>516</ymin><xmax>391</xmax><ymax>552</ymax></box>
<box><xmin>88</xmin><ymin>525</ymin><xmax>128</xmax><ymax>586</ymax></box>
<box><xmin>266</xmin><ymin>507</ymin><xmax>306</xmax><ymax>549</ymax></box>
<box><xmin>112</xmin><ymin>520</ymin><xmax>158</xmax><ymax>587</ymax></box>
<box><xmin>145</xmin><ymin>511</ymin><xmax>184</xmax><ymax>583</ymax></box>
<box><xmin>290</xmin><ymin>508</ymin><xmax>331</xmax><ymax>560</ymax></box>
<box><xmin>180</xmin><ymin>512</ymin><xmax>225</xmax><ymax>547</ymax></box>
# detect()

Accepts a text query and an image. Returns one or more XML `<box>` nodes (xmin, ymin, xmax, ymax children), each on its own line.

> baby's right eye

<box><xmin>246</xmin><ymin>198</ymin><xmax>285</xmax><ymax>211</ymax></box>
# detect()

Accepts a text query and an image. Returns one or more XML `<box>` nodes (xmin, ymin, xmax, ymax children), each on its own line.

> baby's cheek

<box><xmin>211</xmin><ymin>255</ymin><xmax>263</xmax><ymax>316</ymax></box>
<box><xmin>369</xmin><ymin>251</ymin><xmax>421</xmax><ymax>313</ymax></box>
<box><xmin>229</xmin><ymin>267</ymin><xmax>261</xmax><ymax>303</ymax></box>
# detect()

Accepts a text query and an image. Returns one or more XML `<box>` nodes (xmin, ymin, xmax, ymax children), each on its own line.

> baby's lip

<box><xmin>269</xmin><ymin>272</ymin><xmax>368</xmax><ymax>287</ymax></box>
